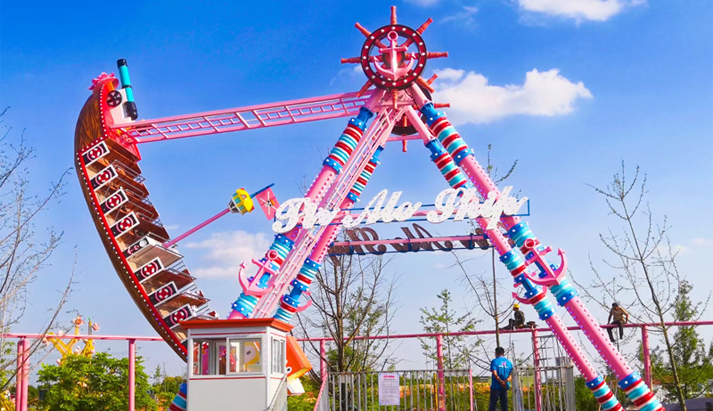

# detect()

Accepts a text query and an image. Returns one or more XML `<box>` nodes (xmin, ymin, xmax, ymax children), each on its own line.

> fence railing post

<box><xmin>641</xmin><ymin>326</ymin><xmax>652</xmax><ymax>388</ymax></box>
<box><xmin>531</xmin><ymin>328</ymin><xmax>542</xmax><ymax>411</ymax></box>
<box><xmin>436</xmin><ymin>334</ymin><xmax>445</xmax><ymax>411</ymax></box>
<box><xmin>22</xmin><ymin>337</ymin><xmax>29</xmax><ymax>411</ymax></box>
<box><xmin>468</xmin><ymin>368</ymin><xmax>474</xmax><ymax>411</ymax></box>
<box><xmin>320</xmin><ymin>340</ymin><xmax>327</xmax><ymax>382</ymax></box>
<box><xmin>15</xmin><ymin>337</ymin><xmax>28</xmax><ymax>411</ymax></box>
<box><xmin>128</xmin><ymin>338</ymin><xmax>136</xmax><ymax>411</ymax></box>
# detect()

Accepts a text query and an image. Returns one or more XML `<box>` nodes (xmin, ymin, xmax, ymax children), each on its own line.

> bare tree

<box><xmin>0</xmin><ymin>107</ymin><xmax>74</xmax><ymax>389</ymax></box>
<box><xmin>296</xmin><ymin>250</ymin><xmax>398</xmax><ymax>377</ymax></box>
<box><xmin>452</xmin><ymin>249</ymin><xmax>513</xmax><ymax>348</ymax></box>
<box><xmin>574</xmin><ymin>162</ymin><xmax>692</xmax><ymax>411</ymax></box>
<box><xmin>455</xmin><ymin>143</ymin><xmax>518</xmax><ymax>347</ymax></box>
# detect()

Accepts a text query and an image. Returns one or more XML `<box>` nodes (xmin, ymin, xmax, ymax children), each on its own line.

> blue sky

<box><xmin>1</xmin><ymin>0</ymin><xmax>712</xmax><ymax>376</ymax></box>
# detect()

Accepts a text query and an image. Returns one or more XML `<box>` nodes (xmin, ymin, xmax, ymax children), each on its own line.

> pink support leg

<box><xmin>531</xmin><ymin>329</ymin><xmax>543</xmax><ymax>411</ymax></box>
<box><xmin>128</xmin><ymin>339</ymin><xmax>136</xmax><ymax>411</ymax></box>
<box><xmin>320</xmin><ymin>340</ymin><xmax>327</xmax><ymax>382</ymax></box>
<box><xmin>435</xmin><ymin>334</ymin><xmax>446</xmax><ymax>411</ymax></box>
<box><xmin>230</xmin><ymin>91</ymin><xmax>385</xmax><ymax>319</ymax></box>
<box><xmin>642</xmin><ymin>326</ymin><xmax>652</xmax><ymax>388</ymax></box>
<box><xmin>15</xmin><ymin>338</ymin><xmax>27</xmax><ymax>411</ymax></box>
<box><xmin>416</xmin><ymin>90</ymin><xmax>634</xmax><ymax>410</ymax></box>
<box><xmin>21</xmin><ymin>341</ymin><xmax>28</xmax><ymax>411</ymax></box>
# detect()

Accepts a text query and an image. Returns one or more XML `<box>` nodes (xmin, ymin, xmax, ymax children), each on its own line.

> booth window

<box><xmin>192</xmin><ymin>341</ymin><xmax>211</xmax><ymax>376</ymax></box>
<box><xmin>271</xmin><ymin>338</ymin><xmax>285</xmax><ymax>374</ymax></box>
<box><xmin>229</xmin><ymin>339</ymin><xmax>262</xmax><ymax>373</ymax></box>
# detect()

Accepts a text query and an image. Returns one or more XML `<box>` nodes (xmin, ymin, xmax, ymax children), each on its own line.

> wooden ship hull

<box><xmin>74</xmin><ymin>75</ymin><xmax>214</xmax><ymax>360</ymax></box>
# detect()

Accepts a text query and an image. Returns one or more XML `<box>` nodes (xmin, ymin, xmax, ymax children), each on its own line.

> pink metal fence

<box><xmin>3</xmin><ymin>333</ymin><xmax>163</xmax><ymax>411</ymax></box>
<box><xmin>301</xmin><ymin>320</ymin><xmax>713</xmax><ymax>411</ymax></box>
<box><xmin>3</xmin><ymin>320</ymin><xmax>712</xmax><ymax>411</ymax></box>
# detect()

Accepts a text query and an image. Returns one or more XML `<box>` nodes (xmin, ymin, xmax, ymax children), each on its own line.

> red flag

<box><xmin>254</xmin><ymin>187</ymin><xmax>280</xmax><ymax>220</ymax></box>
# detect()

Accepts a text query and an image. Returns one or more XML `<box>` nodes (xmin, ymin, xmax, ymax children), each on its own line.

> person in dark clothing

<box><xmin>607</xmin><ymin>302</ymin><xmax>629</xmax><ymax>342</ymax></box>
<box><xmin>489</xmin><ymin>347</ymin><xmax>513</xmax><ymax>411</ymax></box>
<box><xmin>503</xmin><ymin>304</ymin><xmax>525</xmax><ymax>330</ymax></box>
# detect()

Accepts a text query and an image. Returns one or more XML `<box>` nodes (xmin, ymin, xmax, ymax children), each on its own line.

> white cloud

<box><xmin>330</xmin><ymin>65</ymin><xmax>363</xmax><ymax>87</ymax></box>
<box><xmin>691</xmin><ymin>238</ymin><xmax>713</xmax><ymax>247</ymax></box>
<box><xmin>441</xmin><ymin>6</ymin><xmax>479</xmax><ymax>27</ymax></box>
<box><xmin>433</xmin><ymin>68</ymin><xmax>592</xmax><ymax>125</ymax></box>
<box><xmin>518</xmin><ymin>0</ymin><xmax>644</xmax><ymax>22</ymax></box>
<box><xmin>405</xmin><ymin>0</ymin><xmax>442</xmax><ymax>7</ymax></box>
<box><xmin>184</xmin><ymin>231</ymin><xmax>272</xmax><ymax>279</ymax></box>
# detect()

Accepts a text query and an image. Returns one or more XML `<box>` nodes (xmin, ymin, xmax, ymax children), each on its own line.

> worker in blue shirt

<box><xmin>489</xmin><ymin>347</ymin><xmax>513</xmax><ymax>411</ymax></box>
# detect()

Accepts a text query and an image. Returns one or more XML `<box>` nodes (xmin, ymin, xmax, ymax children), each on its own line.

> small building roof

<box><xmin>180</xmin><ymin>318</ymin><xmax>294</xmax><ymax>333</ymax></box>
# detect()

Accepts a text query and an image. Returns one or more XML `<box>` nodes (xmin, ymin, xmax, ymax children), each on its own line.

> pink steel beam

<box><xmin>259</xmin><ymin>105</ymin><xmax>399</xmax><ymax>316</ymax></box>
<box><xmin>414</xmin><ymin>86</ymin><xmax>660</xmax><ymax>410</ymax></box>
<box><xmin>114</xmin><ymin>91</ymin><xmax>375</xmax><ymax>144</ymax></box>
<box><xmin>331</xmin><ymin>234</ymin><xmax>486</xmax><ymax>248</ymax></box>
<box><xmin>163</xmin><ymin>208</ymin><xmax>230</xmax><ymax>248</ymax></box>
<box><xmin>162</xmin><ymin>185</ymin><xmax>274</xmax><ymax>248</ymax></box>
<box><xmin>417</xmin><ymin>109</ymin><xmax>613</xmax><ymax>406</ymax></box>
<box><xmin>2</xmin><ymin>333</ymin><xmax>164</xmax><ymax>341</ymax></box>
<box><xmin>229</xmin><ymin>90</ymin><xmax>387</xmax><ymax>320</ymax></box>
<box><xmin>296</xmin><ymin>320</ymin><xmax>713</xmax><ymax>342</ymax></box>
<box><xmin>252</xmin><ymin>103</ymin><xmax>405</xmax><ymax>318</ymax></box>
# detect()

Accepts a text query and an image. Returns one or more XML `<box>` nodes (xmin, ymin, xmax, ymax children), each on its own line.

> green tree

<box><xmin>647</xmin><ymin>281</ymin><xmax>713</xmax><ymax>400</ymax></box>
<box><xmin>285</xmin><ymin>376</ymin><xmax>322</xmax><ymax>411</ymax></box>
<box><xmin>419</xmin><ymin>289</ymin><xmax>478</xmax><ymax>369</ymax></box>
<box><xmin>150</xmin><ymin>365</ymin><xmax>185</xmax><ymax>409</ymax></box>
<box><xmin>37</xmin><ymin>353</ymin><xmax>156</xmax><ymax>411</ymax></box>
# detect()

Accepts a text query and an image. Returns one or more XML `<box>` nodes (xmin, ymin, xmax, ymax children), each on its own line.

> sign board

<box><xmin>272</xmin><ymin>186</ymin><xmax>527</xmax><ymax>233</ymax></box>
<box><xmin>378</xmin><ymin>372</ymin><xmax>400</xmax><ymax>406</ymax></box>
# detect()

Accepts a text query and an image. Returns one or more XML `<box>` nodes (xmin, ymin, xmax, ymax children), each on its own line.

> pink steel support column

<box><xmin>417</xmin><ymin>89</ymin><xmax>625</xmax><ymax>411</ymax></box>
<box><xmin>436</xmin><ymin>334</ymin><xmax>446</xmax><ymax>411</ymax></box>
<box><xmin>261</xmin><ymin>101</ymin><xmax>403</xmax><ymax>321</ymax></box>
<box><xmin>531</xmin><ymin>329</ymin><xmax>543</xmax><ymax>411</ymax></box>
<box><xmin>320</xmin><ymin>340</ymin><xmax>327</xmax><ymax>382</ymax></box>
<box><xmin>230</xmin><ymin>90</ymin><xmax>386</xmax><ymax>320</ymax></box>
<box><xmin>642</xmin><ymin>326</ymin><xmax>652</xmax><ymax>388</ymax></box>
<box><xmin>128</xmin><ymin>339</ymin><xmax>136</xmax><ymax>411</ymax></box>
<box><xmin>415</xmin><ymin>86</ymin><xmax>661</xmax><ymax>411</ymax></box>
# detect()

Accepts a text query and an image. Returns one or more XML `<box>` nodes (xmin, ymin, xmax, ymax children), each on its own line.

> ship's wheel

<box><xmin>359</xmin><ymin>24</ymin><xmax>428</xmax><ymax>90</ymax></box>
<box><xmin>341</xmin><ymin>7</ymin><xmax>448</xmax><ymax>136</ymax></box>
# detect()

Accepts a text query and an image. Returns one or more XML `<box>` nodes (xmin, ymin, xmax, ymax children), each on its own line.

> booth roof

<box><xmin>180</xmin><ymin>318</ymin><xmax>294</xmax><ymax>333</ymax></box>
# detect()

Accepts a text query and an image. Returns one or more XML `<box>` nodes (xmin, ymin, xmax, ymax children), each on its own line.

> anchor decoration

<box><xmin>520</xmin><ymin>238</ymin><xmax>568</xmax><ymax>287</ymax></box>
<box><xmin>373</xmin><ymin>30</ymin><xmax>416</xmax><ymax>82</ymax></box>
<box><xmin>238</xmin><ymin>249</ymin><xmax>280</xmax><ymax>297</ymax></box>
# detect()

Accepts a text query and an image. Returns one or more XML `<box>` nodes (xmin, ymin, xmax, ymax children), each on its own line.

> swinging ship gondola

<box><xmin>74</xmin><ymin>67</ymin><xmax>216</xmax><ymax>360</ymax></box>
